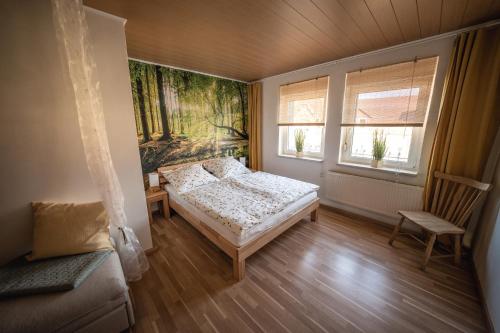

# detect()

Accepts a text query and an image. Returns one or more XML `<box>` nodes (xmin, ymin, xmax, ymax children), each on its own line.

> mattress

<box><xmin>166</xmin><ymin>184</ymin><xmax>317</xmax><ymax>247</ymax></box>
<box><xmin>178</xmin><ymin>171</ymin><xmax>319</xmax><ymax>236</ymax></box>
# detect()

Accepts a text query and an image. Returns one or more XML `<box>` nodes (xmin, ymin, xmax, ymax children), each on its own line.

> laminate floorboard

<box><xmin>129</xmin><ymin>207</ymin><xmax>488</xmax><ymax>333</ymax></box>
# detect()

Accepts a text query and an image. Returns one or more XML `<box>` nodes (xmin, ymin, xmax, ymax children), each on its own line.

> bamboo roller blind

<box><xmin>278</xmin><ymin>76</ymin><xmax>329</xmax><ymax>126</ymax></box>
<box><xmin>341</xmin><ymin>57</ymin><xmax>438</xmax><ymax>127</ymax></box>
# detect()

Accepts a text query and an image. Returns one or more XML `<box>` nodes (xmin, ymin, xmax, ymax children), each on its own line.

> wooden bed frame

<box><xmin>157</xmin><ymin>159</ymin><xmax>320</xmax><ymax>281</ymax></box>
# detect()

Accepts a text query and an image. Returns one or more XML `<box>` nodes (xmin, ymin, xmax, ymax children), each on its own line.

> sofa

<box><xmin>0</xmin><ymin>251</ymin><xmax>134</xmax><ymax>333</ymax></box>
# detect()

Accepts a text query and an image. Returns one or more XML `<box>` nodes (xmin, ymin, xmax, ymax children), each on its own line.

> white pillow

<box><xmin>164</xmin><ymin>164</ymin><xmax>219</xmax><ymax>193</ymax></box>
<box><xmin>203</xmin><ymin>157</ymin><xmax>251</xmax><ymax>179</ymax></box>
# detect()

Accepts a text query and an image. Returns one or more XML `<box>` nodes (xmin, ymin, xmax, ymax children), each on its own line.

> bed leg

<box><xmin>233</xmin><ymin>257</ymin><xmax>245</xmax><ymax>281</ymax></box>
<box><xmin>162</xmin><ymin>194</ymin><xmax>171</xmax><ymax>218</ymax></box>
<box><xmin>310</xmin><ymin>209</ymin><xmax>318</xmax><ymax>222</ymax></box>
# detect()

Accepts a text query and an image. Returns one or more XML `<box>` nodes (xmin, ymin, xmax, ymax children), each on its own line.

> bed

<box><xmin>158</xmin><ymin>158</ymin><xmax>320</xmax><ymax>281</ymax></box>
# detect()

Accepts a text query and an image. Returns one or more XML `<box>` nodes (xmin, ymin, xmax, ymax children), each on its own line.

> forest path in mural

<box><xmin>129</xmin><ymin>60</ymin><xmax>249</xmax><ymax>174</ymax></box>
<box><xmin>140</xmin><ymin>136</ymin><xmax>247</xmax><ymax>173</ymax></box>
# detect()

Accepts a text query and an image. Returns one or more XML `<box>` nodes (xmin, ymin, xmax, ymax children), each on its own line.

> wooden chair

<box><xmin>388</xmin><ymin>171</ymin><xmax>492</xmax><ymax>270</ymax></box>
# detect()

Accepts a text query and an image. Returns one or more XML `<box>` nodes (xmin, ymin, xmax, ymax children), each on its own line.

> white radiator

<box><xmin>326</xmin><ymin>171</ymin><xmax>423</xmax><ymax>218</ymax></box>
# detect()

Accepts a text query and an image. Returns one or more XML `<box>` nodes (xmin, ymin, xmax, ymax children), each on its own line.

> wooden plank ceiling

<box><xmin>84</xmin><ymin>0</ymin><xmax>500</xmax><ymax>82</ymax></box>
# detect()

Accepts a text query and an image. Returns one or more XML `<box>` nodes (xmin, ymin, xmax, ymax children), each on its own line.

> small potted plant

<box><xmin>294</xmin><ymin>129</ymin><xmax>305</xmax><ymax>157</ymax></box>
<box><xmin>371</xmin><ymin>130</ymin><xmax>387</xmax><ymax>168</ymax></box>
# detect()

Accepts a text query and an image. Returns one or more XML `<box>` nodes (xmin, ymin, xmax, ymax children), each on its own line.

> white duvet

<box><xmin>180</xmin><ymin>172</ymin><xmax>319</xmax><ymax>236</ymax></box>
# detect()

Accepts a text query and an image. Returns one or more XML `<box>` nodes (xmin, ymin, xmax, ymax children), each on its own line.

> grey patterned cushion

<box><xmin>0</xmin><ymin>250</ymin><xmax>112</xmax><ymax>297</ymax></box>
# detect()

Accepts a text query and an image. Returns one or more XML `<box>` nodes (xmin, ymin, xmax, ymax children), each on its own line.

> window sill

<box><xmin>278</xmin><ymin>154</ymin><xmax>324</xmax><ymax>162</ymax></box>
<box><xmin>337</xmin><ymin>162</ymin><xmax>418</xmax><ymax>176</ymax></box>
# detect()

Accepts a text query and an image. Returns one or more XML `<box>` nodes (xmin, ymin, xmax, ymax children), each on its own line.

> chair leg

<box><xmin>454</xmin><ymin>234</ymin><xmax>462</xmax><ymax>265</ymax></box>
<box><xmin>388</xmin><ymin>216</ymin><xmax>405</xmax><ymax>245</ymax></box>
<box><xmin>422</xmin><ymin>233</ymin><xmax>437</xmax><ymax>270</ymax></box>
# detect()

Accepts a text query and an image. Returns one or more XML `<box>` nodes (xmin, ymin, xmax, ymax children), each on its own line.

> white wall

<box><xmin>474</xmin><ymin>159</ymin><xmax>500</xmax><ymax>332</ymax></box>
<box><xmin>261</xmin><ymin>36</ymin><xmax>455</xmax><ymax>223</ymax></box>
<box><xmin>0</xmin><ymin>1</ymin><xmax>152</xmax><ymax>265</ymax></box>
<box><xmin>86</xmin><ymin>8</ymin><xmax>153</xmax><ymax>252</ymax></box>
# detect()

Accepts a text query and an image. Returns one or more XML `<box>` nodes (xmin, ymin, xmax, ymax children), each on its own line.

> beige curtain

<box><xmin>248</xmin><ymin>82</ymin><xmax>262</xmax><ymax>171</ymax></box>
<box><xmin>424</xmin><ymin>26</ymin><xmax>500</xmax><ymax>211</ymax></box>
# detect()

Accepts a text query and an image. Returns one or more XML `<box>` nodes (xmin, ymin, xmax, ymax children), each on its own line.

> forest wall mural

<box><xmin>128</xmin><ymin>60</ymin><xmax>249</xmax><ymax>174</ymax></box>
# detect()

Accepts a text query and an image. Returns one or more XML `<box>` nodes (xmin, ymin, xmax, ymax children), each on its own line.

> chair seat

<box><xmin>398</xmin><ymin>210</ymin><xmax>465</xmax><ymax>235</ymax></box>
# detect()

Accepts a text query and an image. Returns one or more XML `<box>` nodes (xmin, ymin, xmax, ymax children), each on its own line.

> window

<box><xmin>340</xmin><ymin>57</ymin><xmax>438</xmax><ymax>172</ymax></box>
<box><xmin>278</xmin><ymin>76</ymin><xmax>329</xmax><ymax>159</ymax></box>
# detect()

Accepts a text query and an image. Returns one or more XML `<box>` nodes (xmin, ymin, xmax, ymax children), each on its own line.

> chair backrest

<box><xmin>430</xmin><ymin>171</ymin><xmax>492</xmax><ymax>227</ymax></box>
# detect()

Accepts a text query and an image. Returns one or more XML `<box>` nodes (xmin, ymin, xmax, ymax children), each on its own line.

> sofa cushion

<box><xmin>0</xmin><ymin>251</ymin><xmax>130</xmax><ymax>333</ymax></box>
<box><xmin>28</xmin><ymin>201</ymin><xmax>114</xmax><ymax>261</ymax></box>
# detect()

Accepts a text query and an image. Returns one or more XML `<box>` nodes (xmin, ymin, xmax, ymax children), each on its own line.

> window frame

<box><xmin>339</xmin><ymin>125</ymin><xmax>424</xmax><ymax>171</ymax></box>
<box><xmin>279</xmin><ymin>125</ymin><xmax>326</xmax><ymax>159</ymax></box>
<box><xmin>277</xmin><ymin>76</ymin><xmax>329</xmax><ymax>160</ymax></box>
<box><xmin>338</xmin><ymin>57</ymin><xmax>438</xmax><ymax>172</ymax></box>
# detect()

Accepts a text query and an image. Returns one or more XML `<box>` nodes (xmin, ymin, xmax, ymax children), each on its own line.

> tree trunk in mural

<box><xmin>169</xmin><ymin>85</ymin><xmax>176</xmax><ymax>135</ymax></box>
<box><xmin>162</xmin><ymin>74</ymin><xmax>174</xmax><ymax>135</ymax></box>
<box><xmin>141</xmin><ymin>67</ymin><xmax>153</xmax><ymax>137</ymax></box>
<box><xmin>226</xmin><ymin>103</ymin><xmax>232</xmax><ymax>135</ymax></box>
<box><xmin>136</xmin><ymin>77</ymin><xmax>151</xmax><ymax>143</ymax></box>
<box><xmin>238</xmin><ymin>84</ymin><xmax>248</xmax><ymax>136</ymax></box>
<box><xmin>130</xmin><ymin>73</ymin><xmax>143</xmax><ymax>137</ymax></box>
<box><xmin>152</xmin><ymin>69</ymin><xmax>162</xmax><ymax>133</ymax></box>
<box><xmin>156</xmin><ymin>67</ymin><xmax>172</xmax><ymax>141</ymax></box>
<box><xmin>145</xmin><ymin>66</ymin><xmax>159</xmax><ymax>134</ymax></box>
<box><xmin>178</xmin><ymin>75</ymin><xmax>186</xmax><ymax>134</ymax></box>
<box><xmin>207</xmin><ymin>122</ymin><xmax>249</xmax><ymax>139</ymax></box>
<box><xmin>170</xmin><ymin>87</ymin><xmax>176</xmax><ymax>134</ymax></box>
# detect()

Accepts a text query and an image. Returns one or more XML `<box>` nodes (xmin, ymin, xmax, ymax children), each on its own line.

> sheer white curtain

<box><xmin>51</xmin><ymin>0</ymin><xmax>149</xmax><ymax>281</ymax></box>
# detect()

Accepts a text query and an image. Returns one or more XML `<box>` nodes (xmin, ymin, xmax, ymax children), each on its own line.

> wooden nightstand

<box><xmin>146</xmin><ymin>189</ymin><xmax>170</xmax><ymax>224</ymax></box>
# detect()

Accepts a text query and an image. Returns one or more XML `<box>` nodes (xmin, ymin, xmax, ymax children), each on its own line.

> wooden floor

<box><xmin>130</xmin><ymin>207</ymin><xmax>488</xmax><ymax>333</ymax></box>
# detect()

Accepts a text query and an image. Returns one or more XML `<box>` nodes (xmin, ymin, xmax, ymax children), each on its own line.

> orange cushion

<box><xmin>28</xmin><ymin>201</ymin><xmax>113</xmax><ymax>261</ymax></box>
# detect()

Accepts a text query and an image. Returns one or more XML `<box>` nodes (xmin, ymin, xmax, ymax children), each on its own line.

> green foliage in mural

<box><xmin>129</xmin><ymin>60</ymin><xmax>248</xmax><ymax>174</ymax></box>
